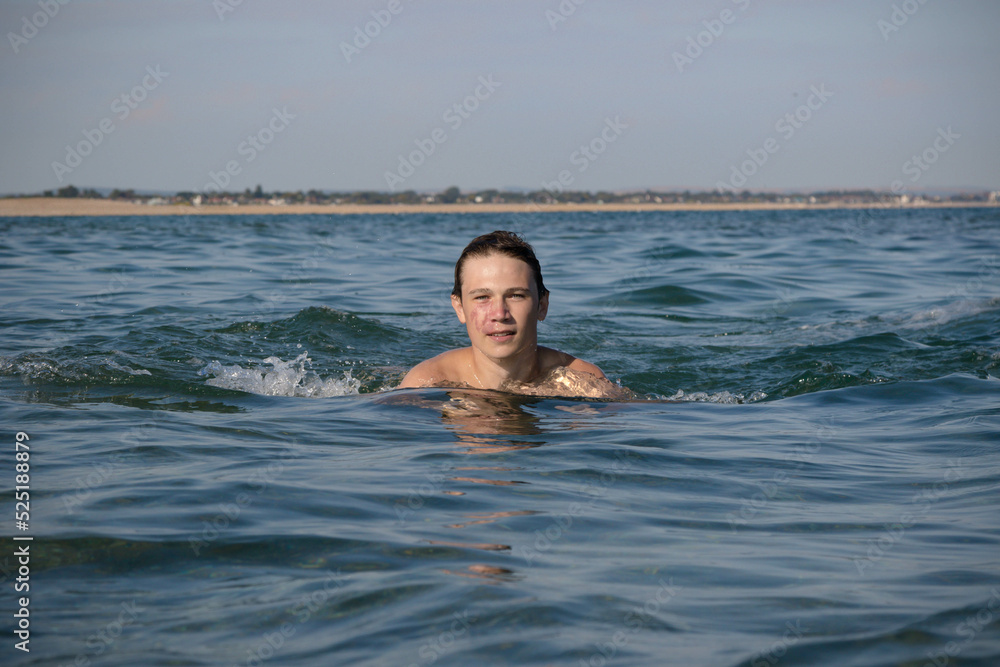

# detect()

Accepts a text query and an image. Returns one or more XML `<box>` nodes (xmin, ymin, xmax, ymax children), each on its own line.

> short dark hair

<box><xmin>452</xmin><ymin>230</ymin><xmax>548</xmax><ymax>299</ymax></box>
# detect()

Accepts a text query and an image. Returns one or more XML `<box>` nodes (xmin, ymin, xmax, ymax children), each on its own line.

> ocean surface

<box><xmin>1</xmin><ymin>207</ymin><xmax>999</xmax><ymax>666</ymax></box>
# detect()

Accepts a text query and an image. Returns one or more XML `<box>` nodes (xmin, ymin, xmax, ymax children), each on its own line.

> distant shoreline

<box><xmin>1</xmin><ymin>196</ymin><xmax>996</xmax><ymax>217</ymax></box>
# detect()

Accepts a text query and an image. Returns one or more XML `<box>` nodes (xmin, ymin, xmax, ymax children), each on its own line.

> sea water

<box><xmin>1</xmin><ymin>208</ymin><xmax>998</xmax><ymax>666</ymax></box>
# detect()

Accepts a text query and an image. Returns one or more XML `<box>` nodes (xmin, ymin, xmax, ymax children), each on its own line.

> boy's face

<box><xmin>451</xmin><ymin>252</ymin><xmax>548</xmax><ymax>362</ymax></box>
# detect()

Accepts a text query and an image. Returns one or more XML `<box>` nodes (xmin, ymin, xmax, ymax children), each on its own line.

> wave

<box><xmin>4</xmin><ymin>291</ymin><xmax>993</xmax><ymax>404</ymax></box>
<box><xmin>0</xmin><ymin>351</ymin><xmax>153</xmax><ymax>383</ymax></box>
<box><xmin>212</xmin><ymin>305</ymin><xmax>409</xmax><ymax>351</ymax></box>
<box><xmin>198</xmin><ymin>352</ymin><xmax>362</xmax><ymax>397</ymax></box>
<box><xmin>897</xmin><ymin>295</ymin><xmax>1000</xmax><ymax>331</ymax></box>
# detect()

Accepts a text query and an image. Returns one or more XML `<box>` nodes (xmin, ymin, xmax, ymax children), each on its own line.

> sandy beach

<box><xmin>0</xmin><ymin>196</ymin><xmax>995</xmax><ymax>217</ymax></box>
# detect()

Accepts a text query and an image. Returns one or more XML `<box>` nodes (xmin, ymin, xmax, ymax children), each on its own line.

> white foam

<box><xmin>198</xmin><ymin>352</ymin><xmax>361</xmax><ymax>397</ymax></box>
<box><xmin>666</xmin><ymin>389</ymin><xmax>768</xmax><ymax>404</ymax></box>
<box><xmin>105</xmin><ymin>360</ymin><xmax>152</xmax><ymax>376</ymax></box>
<box><xmin>899</xmin><ymin>296</ymin><xmax>999</xmax><ymax>331</ymax></box>
<box><xmin>0</xmin><ymin>355</ymin><xmax>152</xmax><ymax>381</ymax></box>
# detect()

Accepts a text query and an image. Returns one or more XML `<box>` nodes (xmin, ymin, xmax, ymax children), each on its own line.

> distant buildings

<box><xmin>15</xmin><ymin>186</ymin><xmax>1000</xmax><ymax>208</ymax></box>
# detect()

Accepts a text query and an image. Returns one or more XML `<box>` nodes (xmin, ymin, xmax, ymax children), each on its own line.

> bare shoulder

<box><xmin>398</xmin><ymin>349</ymin><xmax>469</xmax><ymax>388</ymax></box>
<box><xmin>527</xmin><ymin>347</ymin><xmax>629</xmax><ymax>399</ymax></box>
<box><xmin>566</xmin><ymin>356</ymin><xmax>608</xmax><ymax>380</ymax></box>
<box><xmin>538</xmin><ymin>346</ymin><xmax>608</xmax><ymax>380</ymax></box>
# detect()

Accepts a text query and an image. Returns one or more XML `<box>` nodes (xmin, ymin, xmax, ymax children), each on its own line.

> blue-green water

<box><xmin>1</xmin><ymin>208</ymin><xmax>999</xmax><ymax>666</ymax></box>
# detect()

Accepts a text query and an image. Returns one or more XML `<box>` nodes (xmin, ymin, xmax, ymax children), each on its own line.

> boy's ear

<box><xmin>451</xmin><ymin>294</ymin><xmax>467</xmax><ymax>324</ymax></box>
<box><xmin>538</xmin><ymin>292</ymin><xmax>549</xmax><ymax>321</ymax></box>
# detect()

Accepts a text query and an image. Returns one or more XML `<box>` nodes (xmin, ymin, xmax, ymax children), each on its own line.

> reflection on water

<box><xmin>380</xmin><ymin>385</ymin><xmax>627</xmax><ymax>452</ymax></box>
<box><xmin>441</xmin><ymin>563</ymin><xmax>522</xmax><ymax>584</ymax></box>
<box><xmin>381</xmin><ymin>387</ymin><xmax>629</xmax><ymax>580</ymax></box>
<box><xmin>446</xmin><ymin>509</ymin><xmax>538</xmax><ymax>529</ymax></box>
<box><xmin>440</xmin><ymin>390</ymin><xmax>545</xmax><ymax>453</ymax></box>
<box><xmin>426</xmin><ymin>540</ymin><xmax>511</xmax><ymax>552</ymax></box>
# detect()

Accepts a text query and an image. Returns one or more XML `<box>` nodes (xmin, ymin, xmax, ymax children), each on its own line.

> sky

<box><xmin>1</xmin><ymin>0</ymin><xmax>998</xmax><ymax>195</ymax></box>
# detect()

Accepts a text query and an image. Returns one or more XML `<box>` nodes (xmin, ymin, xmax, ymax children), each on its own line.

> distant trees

<box><xmin>45</xmin><ymin>185</ymin><xmax>102</xmax><ymax>198</ymax></box>
<box><xmin>440</xmin><ymin>186</ymin><xmax>461</xmax><ymax>204</ymax></box>
<box><xmin>22</xmin><ymin>185</ymin><xmax>991</xmax><ymax>206</ymax></box>
<box><xmin>396</xmin><ymin>190</ymin><xmax>422</xmax><ymax>204</ymax></box>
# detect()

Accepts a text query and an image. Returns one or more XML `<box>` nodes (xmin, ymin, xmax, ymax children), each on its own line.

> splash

<box><xmin>666</xmin><ymin>389</ymin><xmax>768</xmax><ymax>404</ymax></box>
<box><xmin>198</xmin><ymin>352</ymin><xmax>361</xmax><ymax>397</ymax></box>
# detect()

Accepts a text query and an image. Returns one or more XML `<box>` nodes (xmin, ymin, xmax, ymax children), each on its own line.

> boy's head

<box><xmin>452</xmin><ymin>231</ymin><xmax>548</xmax><ymax>300</ymax></box>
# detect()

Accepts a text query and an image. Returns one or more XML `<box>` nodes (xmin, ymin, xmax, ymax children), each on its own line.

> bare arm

<box><xmin>398</xmin><ymin>359</ymin><xmax>438</xmax><ymax>388</ymax></box>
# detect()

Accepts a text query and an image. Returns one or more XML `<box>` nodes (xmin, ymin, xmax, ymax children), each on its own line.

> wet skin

<box><xmin>399</xmin><ymin>252</ymin><xmax>615</xmax><ymax>395</ymax></box>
